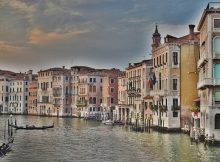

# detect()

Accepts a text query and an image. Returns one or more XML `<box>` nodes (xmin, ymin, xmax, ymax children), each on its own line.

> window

<box><xmin>90</xmin><ymin>78</ymin><xmax>92</xmax><ymax>82</ymax></box>
<box><xmin>93</xmin><ymin>97</ymin><xmax>96</xmax><ymax>104</ymax></box>
<box><xmin>93</xmin><ymin>78</ymin><xmax>96</xmax><ymax>82</ymax></box>
<box><xmin>89</xmin><ymin>85</ymin><xmax>92</xmax><ymax>92</ymax></box>
<box><xmin>93</xmin><ymin>86</ymin><xmax>96</xmax><ymax>92</ymax></box>
<box><xmin>215</xmin><ymin>114</ymin><xmax>220</xmax><ymax>129</ymax></box>
<box><xmin>215</xmin><ymin>91</ymin><xmax>220</xmax><ymax>103</ymax></box>
<box><xmin>214</xmin><ymin>64</ymin><xmax>220</xmax><ymax>80</ymax></box>
<box><xmin>173</xmin><ymin>79</ymin><xmax>177</xmax><ymax>90</ymax></box>
<box><xmin>173</xmin><ymin>111</ymin><xmax>178</xmax><ymax>117</ymax></box>
<box><xmin>100</xmin><ymin>98</ymin><xmax>102</xmax><ymax>103</ymax></box>
<box><xmin>214</xmin><ymin>37</ymin><xmax>220</xmax><ymax>54</ymax></box>
<box><xmin>111</xmin><ymin>97</ymin><xmax>114</xmax><ymax>104</ymax></box>
<box><xmin>110</xmin><ymin>78</ymin><xmax>115</xmax><ymax>84</ymax></box>
<box><xmin>214</xmin><ymin>19</ymin><xmax>220</xmax><ymax>28</ymax></box>
<box><xmin>100</xmin><ymin>78</ymin><xmax>103</xmax><ymax>83</ymax></box>
<box><xmin>173</xmin><ymin>52</ymin><xmax>178</xmax><ymax>65</ymax></box>
<box><xmin>100</xmin><ymin>86</ymin><xmax>102</xmax><ymax>91</ymax></box>
<box><xmin>110</xmin><ymin>87</ymin><xmax>114</xmax><ymax>93</ymax></box>
<box><xmin>173</xmin><ymin>98</ymin><xmax>178</xmax><ymax>106</ymax></box>
<box><xmin>90</xmin><ymin>107</ymin><xmax>92</xmax><ymax>111</ymax></box>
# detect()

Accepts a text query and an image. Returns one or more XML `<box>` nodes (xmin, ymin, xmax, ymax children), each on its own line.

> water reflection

<box><xmin>0</xmin><ymin>115</ymin><xmax>220</xmax><ymax>162</ymax></box>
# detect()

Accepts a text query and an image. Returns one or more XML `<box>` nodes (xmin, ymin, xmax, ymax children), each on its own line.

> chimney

<box><xmin>62</xmin><ymin>66</ymin><xmax>65</xmax><ymax>69</ymax></box>
<box><xmin>189</xmin><ymin>24</ymin><xmax>195</xmax><ymax>40</ymax></box>
<box><xmin>28</xmin><ymin>70</ymin><xmax>33</xmax><ymax>82</ymax></box>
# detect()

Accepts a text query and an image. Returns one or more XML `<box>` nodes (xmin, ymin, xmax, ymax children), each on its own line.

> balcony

<box><xmin>213</xmin><ymin>53</ymin><xmax>220</xmax><ymax>59</ymax></box>
<box><xmin>127</xmin><ymin>87</ymin><xmax>141</xmax><ymax>97</ymax></box>
<box><xmin>197</xmin><ymin>78</ymin><xmax>213</xmax><ymax>89</ymax></box>
<box><xmin>197</xmin><ymin>52</ymin><xmax>208</xmax><ymax>68</ymax></box>
<box><xmin>150</xmin><ymin>90</ymin><xmax>167</xmax><ymax>96</ymax></box>
<box><xmin>171</xmin><ymin>105</ymin><xmax>180</xmax><ymax>111</ymax></box>
<box><xmin>76</xmin><ymin>100</ymin><xmax>88</xmax><ymax>107</ymax></box>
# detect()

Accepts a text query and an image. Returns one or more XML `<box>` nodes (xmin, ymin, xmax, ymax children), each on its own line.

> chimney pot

<box><xmin>189</xmin><ymin>24</ymin><xmax>195</xmax><ymax>40</ymax></box>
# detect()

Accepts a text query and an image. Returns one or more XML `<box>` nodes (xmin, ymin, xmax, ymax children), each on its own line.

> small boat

<box><xmin>102</xmin><ymin>120</ymin><xmax>114</xmax><ymax>125</ymax></box>
<box><xmin>9</xmin><ymin>120</ymin><xmax>54</xmax><ymax>130</ymax></box>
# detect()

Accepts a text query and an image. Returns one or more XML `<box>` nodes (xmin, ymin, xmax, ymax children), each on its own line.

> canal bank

<box><xmin>1</xmin><ymin>115</ymin><xmax>220</xmax><ymax>161</ymax></box>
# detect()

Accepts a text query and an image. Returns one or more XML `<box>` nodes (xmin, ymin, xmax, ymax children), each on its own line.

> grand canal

<box><xmin>1</xmin><ymin>115</ymin><xmax>220</xmax><ymax>162</ymax></box>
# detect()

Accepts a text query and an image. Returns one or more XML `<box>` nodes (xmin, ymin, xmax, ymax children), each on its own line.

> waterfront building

<box><xmin>102</xmin><ymin>69</ymin><xmax>121</xmax><ymax>120</ymax></box>
<box><xmin>116</xmin><ymin>60</ymin><xmax>152</xmax><ymax>124</ymax></box>
<box><xmin>0</xmin><ymin>70</ymin><xmax>15</xmax><ymax>114</ymax></box>
<box><xmin>70</xmin><ymin>66</ymin><xmax>95</xmax><ymax>117</ymax></box>
<box><xmin>115</xmin><ymin>72</ymin><xmax>131</xmax><ymax>123</ymax></box>
<box><xmin>150</xmin><ymin>25</ymin><xmax>199</xmax><ymax>130</ymax></box>
<box><xmin>71</xmin><ymin>66</ymin><xmax>121</xmax><ymax>118</ymax></box>
<box><xmin>28</xmin><ymin>80</ymin><xmax>38</xmax><ymax>115</ymax></box>
<box><xmin>37</xmin><ymin>66</ymin><xmax>71</xmax><ymax>117</ymax></box>
<box><xmin>197</xmin><ymin>2</ymin><xmax>220</xmax><ymax>141</ymax></box>
<box><xmin>28</xmin><ymin>71</ymin><xmax>38</xmax><ymax>115</ymax></box>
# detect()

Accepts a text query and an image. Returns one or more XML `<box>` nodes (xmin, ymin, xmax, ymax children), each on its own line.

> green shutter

<box><xmin>214</xmin><ymin>38</ymin><xmax>220</xmax><ymax>54</ymax></box>
<box><xmin>215</xmin><ymin>92</ymin><xmax>220</xmax><ymax>102</ymax></box>
<box><xmin>214</xmin><ymin>64</ymin><xmax>220</xmax><ymax>78</ymax></box>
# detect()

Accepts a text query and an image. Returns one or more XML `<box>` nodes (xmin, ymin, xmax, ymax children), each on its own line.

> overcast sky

<box><xmin>0</xmin><ymin>0</ymin><xmax>215</xmax><ymax>73</ymax></box>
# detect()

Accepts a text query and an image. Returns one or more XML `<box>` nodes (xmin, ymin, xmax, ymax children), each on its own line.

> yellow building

<box><xmin>150</xmin><ymin>25</ymin><xmax>199</xmax><ymax>130</ymax></box>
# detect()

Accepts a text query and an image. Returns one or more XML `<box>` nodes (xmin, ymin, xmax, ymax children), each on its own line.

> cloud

<box><xmin>28</xmin><ymin>28</ymin><xmax>89</xmax><ymax>45</ymax></box>
<box><xmin>28</xmin><ymin>28</ymin><xmax>63</xmax><ymax>45</ymax></box>
<box><xmin>0</xmin><ymin>40</ymin><xmax>26</xmax><ymax>53</ymax></box>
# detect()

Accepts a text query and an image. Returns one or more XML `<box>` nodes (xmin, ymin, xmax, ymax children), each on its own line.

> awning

<box><xmin>193</xmin><ymin>97</ymin><xmax>200</xmax><ymax>102</ymax></box>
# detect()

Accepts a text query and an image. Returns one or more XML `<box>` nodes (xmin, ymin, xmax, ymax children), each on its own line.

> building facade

<box><xmin>150</xmin><ymin>25</ymin><xmax>199</xmax><ymax>130</ymax></box>
<box><xmin>197</xmin><ymin>2</ymin><xmax>220</xmax><ymax>141</ymax></box>
<box><xmin>37</xmin><ymin>67</ymin><xmax>71</xmax><ymax>117</ymax></box>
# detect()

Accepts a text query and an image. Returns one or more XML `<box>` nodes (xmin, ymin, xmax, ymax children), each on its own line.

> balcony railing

<box><xmin>127</xmin><ymin>87</ymin><xmax>141</xmax><ymax>97</ymax></box>
<box><xmin>150</xmin><ymin>90</ymin><xmax>167</xmax><ymax>96</ymax></box>
<box><xmin>197</xmin><ymin>78</ymin><xmax>213</xmax><ymax>89</ymax></box>
<box><xmin>76</xmin><ymin>100</ymin><xmax>88</xmax><ymax>107</ymax></box>
<box><xmin>171</xmin><ymin>105</ymin><xmax>180</xmax><ymax>111</ymax></box>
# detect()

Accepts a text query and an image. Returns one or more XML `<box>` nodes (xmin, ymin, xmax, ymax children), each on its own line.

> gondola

<box><xmin>9</xmin><ymin>122</ymin><xmax>54</xmax><ymax>130</ymax></box>
<box><xmin>0</xmin><ymin>120</ymin><xmax>14</xmax><ymax>158</ymax></box>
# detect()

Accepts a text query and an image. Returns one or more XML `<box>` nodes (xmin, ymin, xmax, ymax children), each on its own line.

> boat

<box><xmin>9</xmin><ymin>122</ymin><xmax>54</xmax><ymax>130</ymax></box>
<box><xmin>0</xmin><ymin>120</ymin><xmax>14</xmax><ymax>157</ymax></box>
<box><xmin>102</xmin><ymin>120</ymin><xmax>114</xmax><ymax>125</ymax></box>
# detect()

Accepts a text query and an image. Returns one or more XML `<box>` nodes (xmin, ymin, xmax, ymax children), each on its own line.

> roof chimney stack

<box><xmin>189</xmin><ymin>24</ymin><xmax>195</xmax><ymax>40</ymax></box>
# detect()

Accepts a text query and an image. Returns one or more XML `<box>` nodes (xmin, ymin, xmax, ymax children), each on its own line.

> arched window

<box><xmin>215</xmin><ymin>114</ymin><xmax>220</xmax><ymax>129</ymax></box>
<box><xmin>93</xmin><ymin>97</ymin><xmax>96</xmax><ymax>104</ymax></box>
<box><xmin>89</xmin><ymin>97</ymin><xmax>92</xmax><ymax>104</ymax></box>
<box><xmin>214</xmin><ymin>37</ymin><xmax>220</xmax><ymax>54</ymax></box>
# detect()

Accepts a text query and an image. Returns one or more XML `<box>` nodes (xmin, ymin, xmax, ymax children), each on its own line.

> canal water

<box><xmin>1</xmin><ymin>115</ymin><xmax>220</xmax><ymax>162</ymax></box>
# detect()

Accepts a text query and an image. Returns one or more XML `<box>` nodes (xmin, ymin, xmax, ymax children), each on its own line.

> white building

<box><xmin>0</xmin><ymin>71</ymin><xmax>30</xmax><ymax>115</ymax></box>
<box><xmin>197</xmin><ymin>2</ymin><xmax>220</xmax><ymax>141</ymax></box>
<box><xmin>37</xmin><ymin>67</ymin><xmax>71</xmax><ymax>117</ymax></box>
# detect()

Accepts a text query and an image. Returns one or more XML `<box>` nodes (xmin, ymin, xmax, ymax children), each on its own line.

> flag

<box><xmin>152</xmin><ymin>72</ymin><xmax>156</xmax><ymax>85</ymax></box>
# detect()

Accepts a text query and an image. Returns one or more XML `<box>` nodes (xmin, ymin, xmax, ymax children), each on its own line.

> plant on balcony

<box><xmin>150</xmin><ymin>105</ymin><xmax>158</xmax><ymax>111</ymax></box>
<box><xmin>76</xmin><ymin>100</ymin><xmax>88</xmax><ymax>107</ymax></box>
<box><xmin>171</xmin><ymin>105</ymin><xmax>180</xmax><ymax>111</ymax></box>
<box><xmin>190</xmin><ymin>106</ymin><xmax>200</xmax><ymax>113</ymax></box>
<box><xmin>159</xmin><ymin>105</ymin><xmax>167</xmax><ymax>112</ymax></box>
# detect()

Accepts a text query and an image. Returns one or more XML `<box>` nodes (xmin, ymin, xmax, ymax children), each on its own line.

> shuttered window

<box><xmin>214</xmin><ymin>37</ymin><xmax>220</xmax><ymax>54</ymax></box>
<box><xmin>215</xmin><ymin>91</ymin><xmax>220</xmax><ymax>102</ymax></box>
